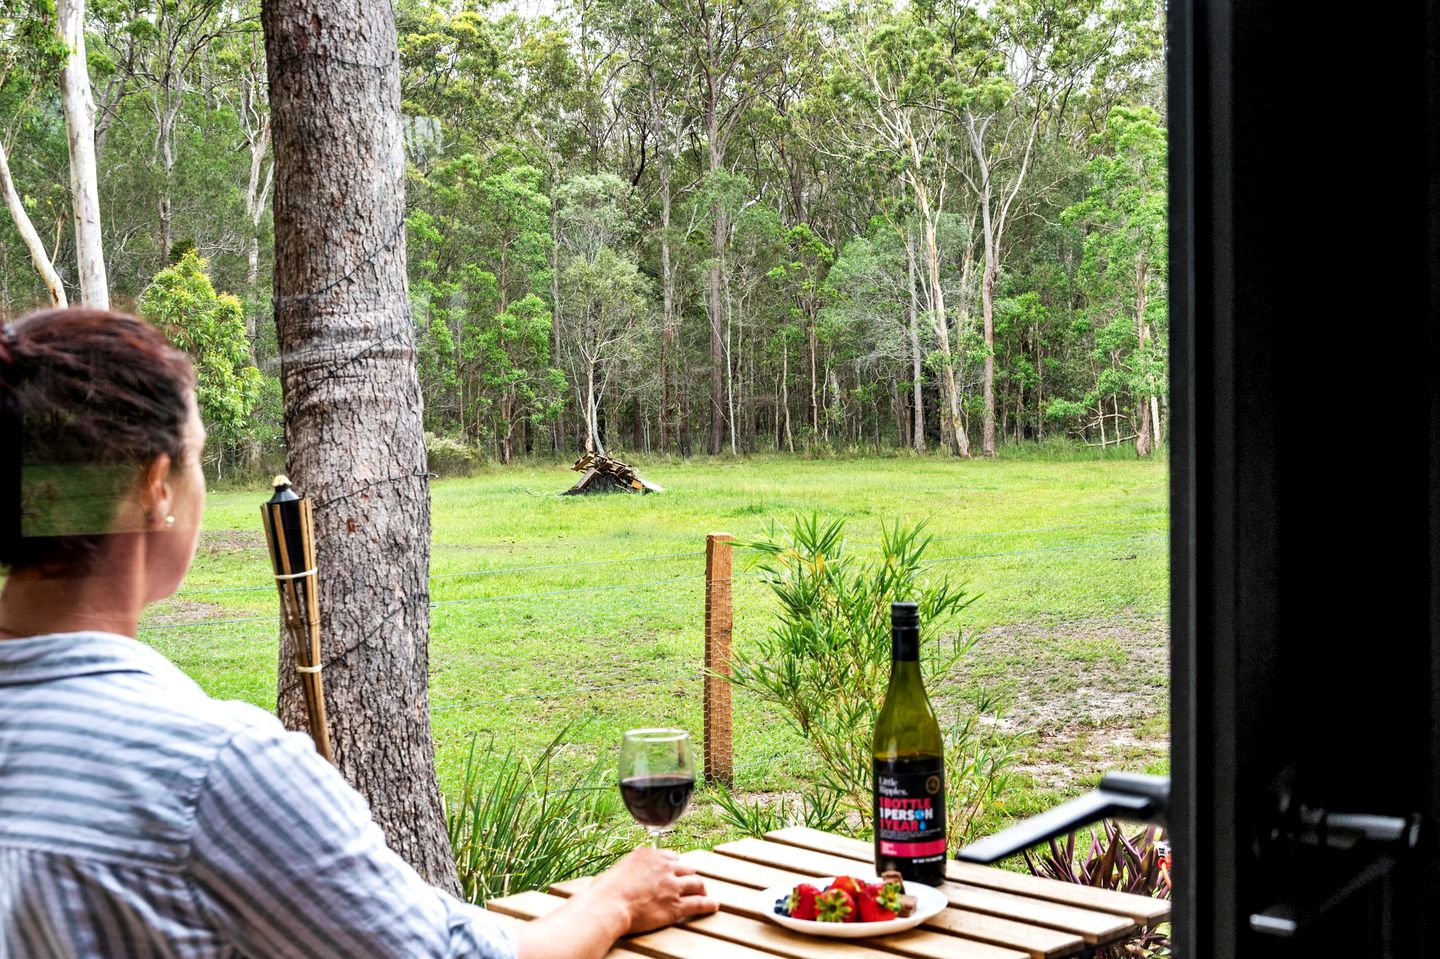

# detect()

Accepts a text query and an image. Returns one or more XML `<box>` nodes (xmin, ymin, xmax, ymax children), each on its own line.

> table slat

<box><xmin>680</xmin><ymin>849</ymin><xmax>814</xmax><ymax>889</ymax></box>
<box><xmin>553</xmin><ymin>876</ymin><xmax>1029</xmax><ymax>959</ymax></box>
<box><xmin>765</xmin><ymin>827</ymin><xmax>1171</xmax><ymax>927</ymax></box>
<box><xmin>679</xmin><ymin>850</ymin><xmax>1082</xmax><ymax>959</ymax></box>
<box><xmin>716</xmin><ymin>839</ymin><xmax>1133</xmax><ymax>945</ymax></box>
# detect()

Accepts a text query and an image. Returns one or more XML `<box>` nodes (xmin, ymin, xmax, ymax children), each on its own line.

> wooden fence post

<box><xmin>704</xmin><ymin>532</ymin><xmax>734</xmax><ymax>785</ymax></box>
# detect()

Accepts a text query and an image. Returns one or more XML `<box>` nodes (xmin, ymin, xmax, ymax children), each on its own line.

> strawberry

<box><xmin>815</xmin><ymin>887</ymin><xmax>856</xmax><ymax>923</ymax></box>
<box><xmin>827</xmin><ymin>875</ymin><xmax>866</xmax><ymax>899</ymax></box>
<box><xmin>786</xmin><ymin>883</ymin><xmax>820</xmax><ymax>921</ymax></box>
<box><xmin>872</xmin><ymin>881</ymin><xmax>905</xmax><ymax>916</ymax></box>
<box><xmin>857</xmin><ymin>884</ymin><xmax>898</xmax><ymax>923</ymax></box>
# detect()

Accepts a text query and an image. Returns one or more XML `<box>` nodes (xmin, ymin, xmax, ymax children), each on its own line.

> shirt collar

<box><xmin>0</xmin><ymin>631</ymin><xmax>195</xmax><ymax>688</ymax></box>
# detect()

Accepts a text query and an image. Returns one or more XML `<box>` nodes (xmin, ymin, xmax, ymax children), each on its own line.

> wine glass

<box><xmin>619</xmin><ymin>728</ymin><xmax>695</xmax><ymax>847</ymax></box>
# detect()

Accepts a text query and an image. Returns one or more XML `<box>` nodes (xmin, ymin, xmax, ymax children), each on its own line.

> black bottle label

<box><xmin>873</xmin><ymin>756</ymin><xmax>946</xmax><ymax>880</ymax></box>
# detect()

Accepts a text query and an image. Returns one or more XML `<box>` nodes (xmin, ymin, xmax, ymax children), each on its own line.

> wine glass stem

<box><xmin>648</xmin><ymin>827</ymin><xmax>664</xmax><ymax>849</ymax></box>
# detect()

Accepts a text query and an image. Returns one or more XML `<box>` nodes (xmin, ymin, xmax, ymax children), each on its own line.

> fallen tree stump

<box><xmin>562</xmin><ymin>452</ymin><xmax>665</xmax><ymax>495</ymax></box>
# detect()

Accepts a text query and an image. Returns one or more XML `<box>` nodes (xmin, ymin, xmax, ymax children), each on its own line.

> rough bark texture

<box><xmin>904</xmin><ymin>228</ymin><xmax>925</xmax><ymax>452</ymax></box>
<box><xmin>57</xmin><ymin>0</ymin><xmax>108</xmax><ymax>308</ymax></box>
<box><xmin>0</xmin><ymin>139</ymin><xmax>67</xmax><ymax>307</ymax></box>
<box><xmin>262</xmin><ymin>0</ymin><xmax>459</xmax><ymax>894</ymax></box>
<box><xmin>921</xmin><ymin>212</ymin><xmax>967</xmax><ymax>457</ymax></box>
<box><xmin>659</xmin><ymin>158</ymin><xmax>674</xmax><ymax>454</ymax></box>
<box><xmin>1134</xmin><ymin>259</ymin><xmax>1153</xmax><ymax>457</ymax></box>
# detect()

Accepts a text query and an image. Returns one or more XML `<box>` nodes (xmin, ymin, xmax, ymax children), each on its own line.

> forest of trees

<box><xmin>0</xmin><ymin>0</ymin><xmax>1168</xmax><ymax>469</ymax></box>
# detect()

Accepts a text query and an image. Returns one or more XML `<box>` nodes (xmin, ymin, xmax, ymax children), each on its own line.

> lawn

<box><xmin>145</xmin><ymin>451</ymin><xmax>1169</xmax><ymax>849</ymax></box>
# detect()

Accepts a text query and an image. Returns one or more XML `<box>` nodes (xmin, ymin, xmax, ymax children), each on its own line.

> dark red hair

<box><xmin>0</xmin><ymin>308</ymin><xmax>196</xmax><ymax>572</ymax></box>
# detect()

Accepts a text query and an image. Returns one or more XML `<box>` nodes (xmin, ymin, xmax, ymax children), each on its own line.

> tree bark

<box><xmin>57</xmin><ymin>0</ymin><xmax>108</xmax><ymax>308</ymax></box>
<box><xmin>157</xmin><ymin>102</ymin><xmax>176</xmax><ymax>256</ymax></box>
<box><xmin>921</xmin><ymin>212</ymin><xmax>967</xmax><ymax>457</ymax></box>
<box><xmin>980</xmin><ymin>254</ymin><xmax>997</xmax><ymax>455</ymax></box>
<box><xmin>904</xmin><ymin>227</ymin><xmax>925</xmax><ymax>452</ymax></box>
<box><xmin>0</xmin><ymin>139</ymin><xmax>67</xmax><ymax>308</ymax></box>
<box><xmin>707</xmin><ymin>126</ymin><xmax>726</xmax><ymax>455</ymax></box>
<box><xmin>1134</xmin><ymin>259</ymin><xmax>1153</xmax><ymax>457</ymax></box>
<box><xmin>659</xmin><ymin>158</ymin><xmax>674</xmax><ymax>454</ymax></box>
<box><xmin>781</xmin><ymin>339</ymin><xmax>794</xmax><ymax>452</ymax></box>
<box><xmin>262</xmin><ymin>0</ymin><xmax>459</xmax><ymax>894</ymax></box>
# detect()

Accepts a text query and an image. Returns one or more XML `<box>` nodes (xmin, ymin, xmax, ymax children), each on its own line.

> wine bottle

<box><xmin>872</xmin><ymin>601</ymin><xmax>947</xmax><ymax>886</ymax></box>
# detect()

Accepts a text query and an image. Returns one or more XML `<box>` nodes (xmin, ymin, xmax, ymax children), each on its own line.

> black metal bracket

<box><xmin>954</xmin><ymin>772</ymin><xmax>1169</xmax><ymax>864</ymax></box>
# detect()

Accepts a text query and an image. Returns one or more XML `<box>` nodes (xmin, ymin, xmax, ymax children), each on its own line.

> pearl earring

<box><xmin>165</xmin><ymin>515</ymin><xmax>176</xmax><ymax>529</ymax></box>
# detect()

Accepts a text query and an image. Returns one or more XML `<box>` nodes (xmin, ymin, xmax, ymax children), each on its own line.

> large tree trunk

<box><xmin>659</xmin><ymin>159</ymin><xmax>674</xmax><ymax>454</ymax></box>
<box><xmin>781</xmin><ymin>339</ymin><xmax>794</xmax><ymax>452</ymax></box>
<box><xmin>904</xmin><ymin>227</ymin><xmax>925</xmax><ymax>452</ymax></box>
<box><xmin>980</xmin><ymin>256</ymin><xmax>997</xmax><ymax>456</ymax></box>
<box><xmin>584</xmin><ymin>360</ymin><xmax>604</xmax><ymax>455</ymax></box>
<box><xmin>706</xmin><ymin>128</ymin><xmax>726</xmax><ymax>455</ymax></box>
<box><xmin>57</xmin><ymin>0</ymin><xmax>108</xmax><ymax>308</ymax></box>
<box><xmin>0</xmin><ymin>140</ymin><xmax>67</xmax><ymax>308</ymax></box>
<box><xmin>1134</xmin><ymin>260</ymin><xmax>1153</xmax><ymax>457</ymax></box>
<box><xmin>708</xmin><ymin>227</ymin><xmax>726</xmax><ymax>454</ymax></box>
<box><xmin>157</xmin><ymin>103</ymin><xmax>176</xmax><ymax>256</ymax></box>
<box><xmin>262</xmin><ymin>0</ymin><xmax>458</xmax><ymax>894</ymax></box>
<box><xmin>244</xmin><ymin>119</ymin><xmax>272</xmax><ymax>296</ymax></box>
<box><xmin>921</xmin><ymin>211</ymin><xmax>968</xmax><ymax>457</ymax></box>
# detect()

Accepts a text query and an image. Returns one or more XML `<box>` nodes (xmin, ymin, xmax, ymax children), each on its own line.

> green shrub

<box><xmin>726</xmin><ymin>515</ymin><xmax>1025</xmax><ymax>839</ymax></box>
<box><xmin>425</xmin><ymin>431</ymin><xmax>481</xmax><ymax>477</ymax></box>
<box><xmin>447</xmin><ymin>731</ymin><xmax>633</xmax><ymax>904</ymax></box>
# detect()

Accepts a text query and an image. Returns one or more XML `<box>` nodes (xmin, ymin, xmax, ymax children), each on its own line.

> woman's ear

<box><xmin>138</xmin><ymin>453</ymin><xmax>174</xmax><ymax>529</ymax></box>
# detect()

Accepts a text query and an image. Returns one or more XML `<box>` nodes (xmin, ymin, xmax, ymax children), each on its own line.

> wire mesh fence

<box><xmin>140</xmin><ymin>516</ymin><xmax>1170</xmax><ymax>795</ymax></box>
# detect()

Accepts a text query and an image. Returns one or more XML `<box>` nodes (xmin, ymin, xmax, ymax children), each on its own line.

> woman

<box><xmin>0</xmin><ymin>308</ymin><xmax>716</xmax><ymax>958</ymax></box>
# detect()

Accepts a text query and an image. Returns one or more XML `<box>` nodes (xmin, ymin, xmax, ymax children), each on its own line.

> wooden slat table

<box><xmin>486</xmin><ymin>827</ymin><xmax>1170</xmax><ymax>959</ymax></box>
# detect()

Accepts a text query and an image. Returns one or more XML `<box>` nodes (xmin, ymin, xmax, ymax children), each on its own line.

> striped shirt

<box><xmin>0</xmin><ymin>631</ymin><xmax>518</xmax><ymax>959</ymax></box>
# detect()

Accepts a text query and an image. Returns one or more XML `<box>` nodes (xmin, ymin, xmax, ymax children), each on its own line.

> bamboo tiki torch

<box><xmin>261</xmin><ymin>475</ymin><xmax>333</xmax><ymax>761</ymax></box>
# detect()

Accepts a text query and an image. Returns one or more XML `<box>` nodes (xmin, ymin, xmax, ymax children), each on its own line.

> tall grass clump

<box><xmin>447</xmin><ymin>730</ymin><xmax>633</xmax><ymax>903</ymax></box>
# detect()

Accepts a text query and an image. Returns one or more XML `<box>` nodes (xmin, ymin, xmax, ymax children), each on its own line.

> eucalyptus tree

<box><xmin>823</xmin><ymin>221</ymin><xmax>922</xmax><ymax>446</ymax></box>
<box><xmin>604</xmin><ymin>4</ymin><xmax>697</xmax><ymax>453</ymax></box>
<box><xmin>262</xmin><ymin>0</ymin><xmax>458</xmax><ymax>891</ymax></box>
<box><xmin>470</xmin><ymin>161</ymin><xmax>564</xmax><ymax>461</ymax></box>
<box><xmin>554</xmin><ymin>173</ymin><xmax>651</xmax><ymax>454</ymax></box>
<box><xmin>207</xmin><ymin>9</ymin><xmax>270</xmax><ymax>297</ymax></box>
<box><xmin>0</xmin><ymin>4</ymin><xmax>67</xmax><ymax>307</ymax></box>
<box><xmin>57</xmin><ymin>0</ymin><xmax>108</xmax><ymax>306</ymax></box>
<box><xmin>651</xmin><ymin>0</ymin><xmax>791</xmax><ymax>454</ymax></box>
<box><xmin>1063</xmin><ymin>105</ymin><xmax>1167</xmax><ymax>455</ymax></box>
<box><xmin>827</xmin><ymin>1</ymin><xmax>972</xmax><ymax>454</ymax></box>
<box><xmin>935</xmin><ymin>0</ymin><xmax>1152</xmax><ymax>455</ymax></box>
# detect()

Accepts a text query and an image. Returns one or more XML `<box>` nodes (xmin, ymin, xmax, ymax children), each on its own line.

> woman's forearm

<box><xmin>511</xmin><ymin>892</ymin><xmax>630</xmax><ymax>959</ymax></box>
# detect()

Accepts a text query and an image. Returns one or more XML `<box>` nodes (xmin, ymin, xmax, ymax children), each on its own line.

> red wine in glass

<box><xmin>620</xmin><ymin>775</ymin><xmax>695</xmax><ymax>828</ymax></box>
<box><xmin>619</xmin><ymin>729</ymin><xmax>694</xmax><ymax>846</ymax></box>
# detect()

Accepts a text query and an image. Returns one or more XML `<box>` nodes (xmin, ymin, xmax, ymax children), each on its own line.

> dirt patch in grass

<box><xmin>938</xmin><ymin>614</ymin><xmax>1169</xmax><ymax>794</ymax></box>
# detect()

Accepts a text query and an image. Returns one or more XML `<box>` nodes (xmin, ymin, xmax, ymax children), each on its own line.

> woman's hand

<box><xmin>583</xmin><ymin>847</ymin><xmax>719</xmax><ymax>934</ymax></box>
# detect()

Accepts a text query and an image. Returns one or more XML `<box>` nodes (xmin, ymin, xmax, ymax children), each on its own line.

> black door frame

<box><xmin>1168</xmin><ymin>2</ymin><xmax>1439</xmax><ymax>954</ymax></box>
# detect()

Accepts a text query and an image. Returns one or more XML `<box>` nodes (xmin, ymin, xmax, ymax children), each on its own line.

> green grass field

<box><xmin>145</xmin><ymin>452</ymin><xmax>1169</xmax><ymax>848</ymax></box>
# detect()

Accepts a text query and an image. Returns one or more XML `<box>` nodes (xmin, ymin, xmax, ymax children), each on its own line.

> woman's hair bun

<box><xmin>0</xmin><ymin>308</ymin><xmax>197</xmax><ymax>573</ymax></box>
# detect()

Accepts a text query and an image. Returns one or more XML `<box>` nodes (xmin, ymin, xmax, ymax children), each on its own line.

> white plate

<box><xmin>758</xmin><ymin>876</ymin><xmax>948</xmax><ymax>938</ymax></box>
